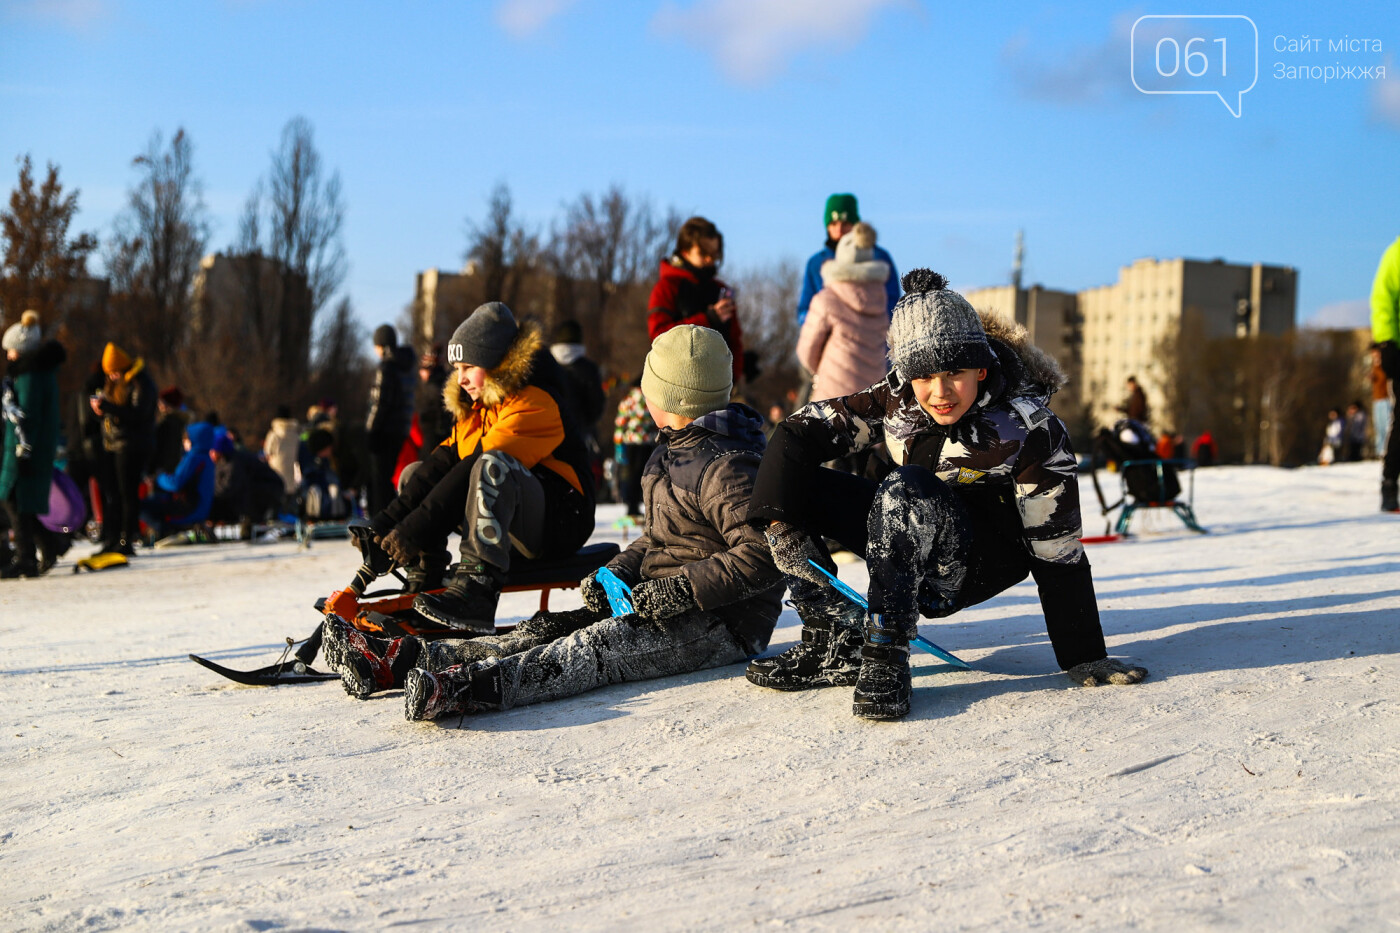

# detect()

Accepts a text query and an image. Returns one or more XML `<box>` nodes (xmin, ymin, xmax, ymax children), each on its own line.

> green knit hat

<box><xmin>641</xmin><ymin>325</ymin><xmax>733</xmax><ymax>419</ymax></box>
<box><xmin>824</xmin><ymin>193</ymin><xmax>859</xmax><ymax>226</ymax></box>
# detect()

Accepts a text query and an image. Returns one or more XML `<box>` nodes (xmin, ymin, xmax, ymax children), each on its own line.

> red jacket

<box><xmin>647</xmin><ymin>257</ymin><xmax>744</xmax><ymax>382</ymax></box>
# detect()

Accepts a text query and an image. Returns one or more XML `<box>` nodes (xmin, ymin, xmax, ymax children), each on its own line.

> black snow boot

<box><xmin>851</xmin><ymin>613</ymin><xmax>913</xmax><ymax>721</ymax></box>
<box><xmin>403</xmin><ymin>661</ymin><xmax>505</xmax><ymax>722</ymax></box>
<box><xmin>321</xmin><ymin>616</ymin><xmax>425</xmax><ymax>699</ymax></box>
<box><xmin>1382</xmin><ymin>481</ymin><xmax>1398</xmax><ymax>513</ymax></box>
<box><xmin>746</xmin><ymin>578</ymin><xmax>864</xmax><ymax>690</ymax></box>
<box><xmin>0</xmin><ymin>558</ymin><xmax>40</xmax><ymax>579</ymax></box>
<box><xmin>413</xmin><ymin>563</ymin><xmax>503</xmax><ymax>635</ymax></box>
<box><xmin>404</xmin><ymin>549</ymin><xmax>450</xmax><ymax>594</ymax></box>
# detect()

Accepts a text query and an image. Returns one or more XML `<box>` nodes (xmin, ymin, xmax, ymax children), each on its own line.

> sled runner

<box><xmin>808</xmin><ymin>560</ymin><xmax>971</xmax><ymax>670</ymax></box>
<box><xmin>189</xmin><ymin>523</ymin><xmax>620</xmax><ymax>686</ymax></box>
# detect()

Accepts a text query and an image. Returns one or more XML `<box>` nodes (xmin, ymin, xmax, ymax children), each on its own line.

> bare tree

<box><xmin>106</xmin><ymin>128</ymin><xmax>210</xmax><ymax>374</ymax></box>
<box><xmin>733</xmin><ymin>259</ymin><xmax>803</xmax><ymax>408</ymax></box>
<box><xmin>232</xmin><ymin>116</ymin><xmax>348</xmax><ymax>405</ymax></box>
<box><xmin>0</xmin><ymin>154</ymin><xmax>98</xmax><ymax>328</ymax></box>
<box><xmin>464</xmin><ymin>182</ymin><xmax>540</xmax><ymax>309</ymax></box>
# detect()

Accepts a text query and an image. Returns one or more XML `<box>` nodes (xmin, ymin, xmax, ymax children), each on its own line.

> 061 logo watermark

<box><xmin>1131</xmin><ymin>15</ymin><xmax>1258</xmax><ymax>117</ymax></box>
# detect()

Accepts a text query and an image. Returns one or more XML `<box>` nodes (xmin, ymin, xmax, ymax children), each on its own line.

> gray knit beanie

<box><xmin>447</xmin><ymin>302</ymin><xmax>519</xmax><ymax>369</ymax></box>
<box><xmin>641</xmin><ymin>325</ymin><xmax>733</xmax><ymax>419</ymax></box>
<box><xmin>2</xmin><ymin>310</ymin><xmax>41</xmax><ymax>355</ymax></box>
<box><xmin>887</xmin><ymin>269</ymin><xmax>994</xmax><ymax>378</ymax></box>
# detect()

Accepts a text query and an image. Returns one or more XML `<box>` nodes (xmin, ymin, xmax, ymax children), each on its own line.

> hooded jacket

<box><xmin>154</xmin><ymin>420</ymin><xmax>216</xmax><ymax>525</ymax></box>
<box><xmin>647</xmin><ymin>257</ymin><xmax>744</xmax><ymax>383</ymax></box>
<box><xmin>752</xmin><ymin>313</ymin><xmax>1106</xmax><ymax>670</ymax></box>
<box><xmin>609</xmin><ymin>403</ymin><xmax>783</xmax><ymax>653</ymax></box>
<box><xmin>797</xmin><ymin>246</ymin><xmax>892</xmax><ymax>401</ymax></box>
<box><xmin>0</xmin><ymin>339</ymin><xmax>64</xmax><ymax>513</ymax></box>
<box><xmin>262</xmin><ymin>417</ymin><xmax>302</xmax><ymax>494</ymax></box>
<box><xmin>372</xmin><ymin>321</ymin><xmax>595</xmax><ymax>551</ymax></box>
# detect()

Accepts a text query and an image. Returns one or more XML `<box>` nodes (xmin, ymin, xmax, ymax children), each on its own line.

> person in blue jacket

<box><xmin>796</xmin><ymin>193</ymin><xmax>899</xmax><ymax>328</ymax></box>
<box><xmin>141</xmin><ymin>420</ymin><xmax>216</xmax><ymax>537</ymax></box>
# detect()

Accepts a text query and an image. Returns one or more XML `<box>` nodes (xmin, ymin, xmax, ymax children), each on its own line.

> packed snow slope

<box><xmin>2</xmin><ymin>461</ymin><xmax>1397</xmax><ymax>931</ymax></box>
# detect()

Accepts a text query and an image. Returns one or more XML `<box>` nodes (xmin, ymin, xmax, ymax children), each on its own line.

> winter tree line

<box><xmin>0</xmin><ymin>114</ymin><xmax>1371</xmax><ymax>466</ymax></box>
<box><xmin>0</xmin><ymin>117</ymin><xmax>804</xmax><ymax>453</ymax></box>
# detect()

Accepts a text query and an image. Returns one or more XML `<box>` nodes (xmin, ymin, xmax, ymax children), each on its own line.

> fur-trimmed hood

<box><xmin>979</xmin><ymin>310</ymin><xmax>1067</xmax><ymax>401</ymax></box>
<box><xmin>442</xmin><ymin>320</ymin><xmax>545</xmax><ymax>419</ymax></box>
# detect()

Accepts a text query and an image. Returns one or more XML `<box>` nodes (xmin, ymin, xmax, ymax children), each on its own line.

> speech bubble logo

<box><xmin>1131</xmin><ymin>15</ymin><xmax>1258</xmax><ymax>117</ymax></box>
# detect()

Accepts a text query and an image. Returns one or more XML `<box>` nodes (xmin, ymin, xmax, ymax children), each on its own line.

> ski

<box><xmin>188</xmin><ymin>652</ymin><xmax>339</xmax><ymax>686</ymax></box>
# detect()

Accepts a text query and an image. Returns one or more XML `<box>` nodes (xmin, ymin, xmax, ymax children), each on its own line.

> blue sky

<box><xmin>3</xmin><ymin>0</ymin><xmax>1398</xmax><ymax>332</ymax></box>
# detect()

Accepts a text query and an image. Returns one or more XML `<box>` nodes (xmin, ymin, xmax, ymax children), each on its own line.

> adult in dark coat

<box><xmin>414</xmin><ymin>346</ymin><xmax>452</xmax><ymax>455</ymax></box>
<box><xmin>93</xmin><ymin>342</ymin><xmax>157</xmax><ymax>555</ymax></box>
<box><xmin>2</xmin><ymin>312</ymin><xmax>65</xmax><ymax>577</ymax></box>
<box><xmin>365</xmin><ymin>325</ymin><xmax>414</xmax><ymax>516</ymax></box>
<box><xmin>152</xmin><ymin>386</ymin><xmax>191</xmax><ymax>475</ymax></box>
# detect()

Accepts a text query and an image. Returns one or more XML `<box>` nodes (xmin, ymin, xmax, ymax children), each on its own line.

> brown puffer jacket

<box><xmin>609</xmin><ymin>403</ymin><xmax>783</xmax><ymax>654</ymax></box>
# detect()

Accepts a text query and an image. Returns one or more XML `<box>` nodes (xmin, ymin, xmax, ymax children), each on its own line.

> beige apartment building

<box><xmin>968</xmin><ymin>257</ymin><xmax>1297</xmax><ymax>430</ymax></box>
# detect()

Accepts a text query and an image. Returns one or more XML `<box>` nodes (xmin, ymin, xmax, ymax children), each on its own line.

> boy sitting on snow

<box><xmin>747</xmin><ymin>269</ymin><xmax>1147</xmax><ymax>720</ymax></box>
<box><xmin>322</xmin><ymin>324</ymin><xmax>784</xmax><ymax>721</ymax></box>
<box><xmin>360</xmin><ymin>301</ymin><xmax>596</xmax><ymax>623</ymax></box>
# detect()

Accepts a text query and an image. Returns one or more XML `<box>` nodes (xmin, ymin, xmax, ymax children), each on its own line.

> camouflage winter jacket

<box><xmin>752</xmin><ymin>313</ymin><xmax>1083</xmax><ymax>565</ymax></box>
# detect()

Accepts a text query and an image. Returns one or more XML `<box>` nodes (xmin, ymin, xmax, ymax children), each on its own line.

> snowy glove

<box><xmin>579</xmin><ymin>571</ymin><xmax>612</xmax><ymax>616</ymax></box>
<box><xmin>378</xmin><ymin>529</ymin><xmax>422</xmax><ymax>566</ymax></box>
<box><xmin>631</xmin><ymin>574</ymin><xmax>695</xmax><ymax>621</ymax></box>
<box><xmin>1067</xmin><ymin>658</ymin><xmax>1148</xmax><ymax>687</ymax></box>
<box><xmin>764</xmin><ymin>521</ymin><xmax>832</xmax><ymax>586</ymax></box>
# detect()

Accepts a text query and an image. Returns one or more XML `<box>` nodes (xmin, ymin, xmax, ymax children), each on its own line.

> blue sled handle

<box><xmin>595</xmin><ymin>567</ymin><xmax>635</xmax><ymax>617</ymax></box>
<box><xmin>807</xmin><ymin>560</ymin><xmax>971</xmax><ymax>670</ymax></box>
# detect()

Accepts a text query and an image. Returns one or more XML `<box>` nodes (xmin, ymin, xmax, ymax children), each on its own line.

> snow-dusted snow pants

<box><xmin>427</xmin><ymin>606</ymin><xmax>751</xmax><ymax>711</ymax></box>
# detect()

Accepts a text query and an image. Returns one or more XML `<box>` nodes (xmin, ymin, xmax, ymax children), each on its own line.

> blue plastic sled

<box><xmin>808</xmin><ymin>560</ymin><xmax>971</xmax><ymax>670</ymax></box>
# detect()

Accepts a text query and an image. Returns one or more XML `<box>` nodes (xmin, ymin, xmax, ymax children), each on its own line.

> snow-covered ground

<box><xmin>2</xmin><ymin>461</ymin><xmax>1397</xmax><ymax>931</ymax></box>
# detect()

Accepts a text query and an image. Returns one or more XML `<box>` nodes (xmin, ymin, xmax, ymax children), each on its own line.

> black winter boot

<box><xmin>321</xmin><ymin>616</ymin><xmax>425</xmax><ymax>699</ymax></box>
<box><xmin>404</xmin><ymin>549</ymin><xmax>450</xmax><ymax>593</ymax></box>
<box><xmin>852</xmin><ymin>613</ymin><xmax>913</xmax><ymax>720</ymax></box>
<box><xmin>0</xmin><ymin>559</ymin><xmax>40</xmax><ymax>579</ymax></box>
<box><xmin>746</xmin><ymin>577</ymin><xmax>864</xmax><ymax>690</ymax></box>
<box><xmin>413</xmin><ymin>563</ymin><xmax>503</xmax><ymax>634</ymax></box>
<box><xmin>403</xmin><ymin>661</ymin><xmax>505</xmax><ymax>721</ymax></box>
<box><xmin>1382</xmin><ymin>481</ymin><xmax>1398</xmax><ymax>513</ymax></box>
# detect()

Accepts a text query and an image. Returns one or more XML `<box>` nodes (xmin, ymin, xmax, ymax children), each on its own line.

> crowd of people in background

<box><xmin>4</xmin><ymin>198</ymin><xmax>1399</xmax><ymax>580</ymax></box>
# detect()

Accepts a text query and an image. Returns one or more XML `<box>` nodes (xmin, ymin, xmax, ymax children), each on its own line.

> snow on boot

<box><xmin>747</xmin><ymin>577</ymin><xmax>863</xmax><ymax>690</ymax></box>
<box><xmin>412</xmin><ymin>564</ymin><xmax>502</xmax><ymax>635</ymax></box>
<box><xmin>405</xmin><ymin>660</ymin><xmax>507</xmax><ymax>721</ymax></box>
<box><xmin>852</xmin><ymin>613</ymin><xmax>913</xmax><ymax>721</ymax></box>
<box><xmin>322</xmin><ymin>616</ymin><xmax>423</xmax><ymax>699</ymax></box>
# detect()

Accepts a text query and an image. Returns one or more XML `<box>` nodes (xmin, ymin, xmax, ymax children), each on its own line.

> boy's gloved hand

<box><xmin>579</xmin><ymin>570</ymin><xmax>612</xmax><ymax>616</ymax></box>
<box><xmin>631</xmin><ymin>574</ymin><xmax>694</xmax><ymax>620</ymax></box>
<box><xmin>1067</xmin><ymin>658</ymin><xmax>1148</xmax><ymax>687</ymax></box>
<box><xmin>764</xmin><ymin>521</ymin><xmax>831</xmax><ymax>586</ymax></box>
<box><xmin>378</xmin><ymin>529</ymin><xmax>422</xmax><ymax>566</ymax></box>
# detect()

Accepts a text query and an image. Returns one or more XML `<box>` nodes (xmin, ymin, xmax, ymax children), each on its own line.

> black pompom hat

<box><xmin>887</xmin><ymin>268</ymin><xmax>995</xmax><ymax>379</ymax></box>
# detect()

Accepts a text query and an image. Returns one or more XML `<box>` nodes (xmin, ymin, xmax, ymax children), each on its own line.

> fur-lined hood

<box><xmin>442</xmin><ymin>320</ymin><xmax>544</xmax><ymax>419</ymax></box>
<box><xmin>979</xmin><ymin>310</ymin><xmax>1067</xmax><ymax>400</ymax></box>
<box><xmin>820</xmin><ymin>222</ymin><xmax>890</xmax><ymax>285</ymax></box>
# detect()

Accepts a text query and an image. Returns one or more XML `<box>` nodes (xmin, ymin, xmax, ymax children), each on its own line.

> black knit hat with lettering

<box><xmin>447</xmin><ymin>302</ymin><xmax>519</xmax><ymax>370</ymax></box>
<box><xmin>887</xmin><ymin>269</ymin><xmax>994</xmax><ymax>379</ymax></box>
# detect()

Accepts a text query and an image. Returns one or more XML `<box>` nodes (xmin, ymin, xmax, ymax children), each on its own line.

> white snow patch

<box><xmin>2</xmin><ymin>461</ymin><xmax>1398</xmax><ymax>929</ymax></box>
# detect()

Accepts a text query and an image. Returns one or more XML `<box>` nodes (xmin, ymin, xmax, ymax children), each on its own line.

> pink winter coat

<box><xmin>797</xmin><ymin>276</ymin><xmax>891</xmax><ymax>402</ymax></box>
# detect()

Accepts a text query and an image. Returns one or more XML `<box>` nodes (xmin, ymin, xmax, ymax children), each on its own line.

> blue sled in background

<box><xmin>595</xmin><ymin>567</ymin><xmax>635</xmax><ymax>616</ymax></box>
<box><xmin>808</xmin><ymin>560</ymin><xmax>971</xmax><ymax>671</ymax></box>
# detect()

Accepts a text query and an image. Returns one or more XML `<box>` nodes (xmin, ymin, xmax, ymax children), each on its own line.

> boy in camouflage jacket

<box><xmin>748</xmin><ymin>269</ymin><xmax>1147</xmax><ymax>720</ymax></box>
